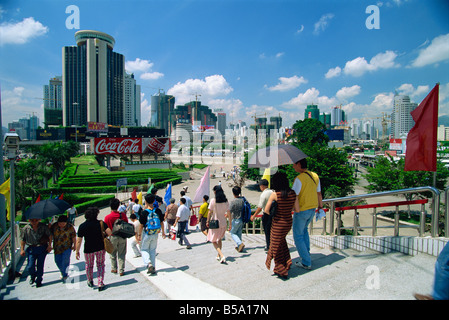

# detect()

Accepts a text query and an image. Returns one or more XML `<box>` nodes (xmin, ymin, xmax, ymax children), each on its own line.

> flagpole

<box><xmin>434</xmin><ymin>83</ymin><xmax>439</xmax><ymax>188</ymax></box>
<box><xmin>0</xmin><ymin>84</ymin><xmax>5</xmax><ymax>233</ymax></box>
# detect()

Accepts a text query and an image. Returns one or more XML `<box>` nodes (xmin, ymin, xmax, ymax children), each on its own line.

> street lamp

<box><xmin>4</xmin><ymin>132</ymin><xmax>20</xmax><ymax>278</ymax></box>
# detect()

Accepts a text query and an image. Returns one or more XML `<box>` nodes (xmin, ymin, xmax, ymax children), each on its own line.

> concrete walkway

<box><xmin>0</xmin><ymin>221</ymin><xmax>438</xmax><ymax>300</ymax></box>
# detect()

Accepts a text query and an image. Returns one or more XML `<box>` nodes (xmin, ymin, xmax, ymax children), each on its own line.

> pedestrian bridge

<box><xmin>0</xmin><ymin>186</ymin><xmax>447</xmax><ymax>301</ymax></box>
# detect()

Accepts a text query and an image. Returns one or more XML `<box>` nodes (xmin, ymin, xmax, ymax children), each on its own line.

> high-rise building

<box><xmin>43</xmin><ymin>76</ymin><xmax>63</xmax><ymax>126</ymax></box>
<box><xmin>319</xmin><ymin>112</ymin><xmax>331</xmax><ymax>128</ymax></box>
<box><xmin>8</xmin><ymin>115</ymin><xmax>39</xmax><ymax>140</ymax></box>
<box><xmin>217</xmin><ymin>113</ymin><xmax>226</xmax><ymax>135</ymax></box>
<box><xmin>150</xmin><ymin>92</ymin><xmax>175</xmax><ymax>135</ymax></box>
<box><xmin>124</xmin><ymin>73</ymin><xmax>141</xmax><ymax>127</ymax></box>
<box><xmin>62</xmin><ymin>30</ymin><xmax>125</xmax><ymax>127</ymax></box>
<box><xmin>391</xmin><ymin>95</ymin><xmax>418</xmax><ymax>138</ymax></box>
<box><xmin>270</xmin><ymin>116</ymin><xmax>282</xmax><ymax>129</ymax></box>
<box><xmin>331</xmin><ymin>106</ymin><xmax>346</xmax><ymax>127</ymax></box>
<box><xmin>304</xmin><ymin>104</ymin><xmax>320</xmax><ymax>120</ymax></box>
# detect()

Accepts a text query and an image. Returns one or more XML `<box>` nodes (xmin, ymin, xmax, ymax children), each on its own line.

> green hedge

<box><xmin>58</xmin><ymin>168</ymin><xmax>181</xmax><ymax>188</ymax></box>
<box><xmin>38</xmin><ymin>176</ymin><xmax>182</xmax><ymax>195</ymax></box>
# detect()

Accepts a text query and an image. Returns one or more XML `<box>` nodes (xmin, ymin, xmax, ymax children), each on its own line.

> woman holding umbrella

<box><xmin>264</xmin><ymin>171</ymin><xmax>297</xmax><ymax>279</ymax></box>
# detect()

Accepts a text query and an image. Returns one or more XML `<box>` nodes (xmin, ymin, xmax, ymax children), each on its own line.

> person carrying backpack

<box><xmin>229</xmin><ymin>186</ymin><xmax>246</xmax><ymax>252</ymax></box>
<box><xmin>104</xmin><ymin>198</ymin><xmax>129</xmax><ymax>276</ymax></box>
<box><xmin>137</xmin><ymin>194</ymin><xmax>166</xmax><ymax>275</ymax></box>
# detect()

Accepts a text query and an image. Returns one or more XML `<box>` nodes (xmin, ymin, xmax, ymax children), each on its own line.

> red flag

<box><xmin>59</xmin><ymin>193</ymin><xmax>64</xmax><ymax>200</ymax></box>
<box><xmin>35</xmin><ymin>194</ymin><xmax>41</xmax><ymax>203</ymax></box>
<box><xmin>404</xmin><ymin>84</ymin><xmax>439</xmax><ymax>171</ymax></box>
<box><xmin>131</xmin><ymin>188</ymin><xmax>137</xmax><ymax>202</ymax></box>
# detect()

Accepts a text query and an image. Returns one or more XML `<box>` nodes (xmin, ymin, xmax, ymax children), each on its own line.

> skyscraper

<box><xmin>124</xmin><ymin>73</ymin><xmax>141</xmax><ymax>126</ymax></box>
<box><xmin>304</xmin><ymin>104</ymin><xmax>320</xmax><ymax>120</ymax></box>
<box><xmin>391</xmin><ymin>95</ymin><xmax>418</xmax><ymax>138</ymax></box>
<box><xmin>150</xmin><ymin>92</ymin><xmax>175</xmax><ymax>135</ymax></box>
<box><xmin>62</xmin><ymin>30</ymin><xmax>125</xmax><ymax>126</ymax></box>
<box><xmin>43</xmin><ymin>76</ymin><xmax>63</xmax><ymax>126</ymax></box>
<box><xmin>217</xmin><ymin>112</ymin><xmax>226</xmax><ymax>135</ymax></box>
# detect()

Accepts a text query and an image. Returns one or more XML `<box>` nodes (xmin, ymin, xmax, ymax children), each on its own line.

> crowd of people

<box><xmin>18</xmin><ymin>158</ymin><xmax>449</xmax><ymax>299</ymax></box>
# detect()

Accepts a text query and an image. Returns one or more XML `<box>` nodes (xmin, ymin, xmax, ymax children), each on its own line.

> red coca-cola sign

<box><xmin>94</xmin><ymin>138</ymin><xmax>142</xmax><ymax>154</ymax></box>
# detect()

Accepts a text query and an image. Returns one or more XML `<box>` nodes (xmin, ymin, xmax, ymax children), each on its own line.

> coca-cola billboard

<box><xmin>94</xmin><ymin>137</ymin><xmax>171</xmax><ymax>155</ymax></box>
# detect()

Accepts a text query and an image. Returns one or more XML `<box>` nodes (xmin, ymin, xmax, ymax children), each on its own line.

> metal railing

<box><xmin>324</xmin><ymin>186</ymin><xmax>441</xmax><ymax>237</ymax></box>
<box><xmin>0</xmin><ymin>223</ymin><xmax>20</xmax><ymax>287</ymax></box>
<box><xmin>233</xmin><ymin>186</ymin><xmax>444</xmax><ymax>238</ymax></box>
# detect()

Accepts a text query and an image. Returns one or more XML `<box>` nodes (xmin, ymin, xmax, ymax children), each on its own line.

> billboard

<box><xmin>88</xmin><ymin>121</ymin><xmax>108</xmax><ymax>133</ymax></box>
<box><xmin>389</xmin><ymin>138</ymin><xmax>402</xmax><ymax>151</ymax></box>
<box><xmin>192</xmin><ymin>125</ymin><xmax>215</xmax><ymax>132</ymax></box>
<box><xmin>94</xmin><ymin>137</ymin><xmax>171</xmax><ymax>155</ymax></box>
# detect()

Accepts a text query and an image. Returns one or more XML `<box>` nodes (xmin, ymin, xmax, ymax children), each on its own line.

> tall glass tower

<box><xmin>62</xmin><ymin>30</ymin><xmax>125</xmax><ymax>126</ymax></box>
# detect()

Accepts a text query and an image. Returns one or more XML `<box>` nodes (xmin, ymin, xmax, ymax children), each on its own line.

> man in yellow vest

<box><xmin>292</xmin><ymin>158</ymin><xmax>323</xmax><ymax>270</ymax></box>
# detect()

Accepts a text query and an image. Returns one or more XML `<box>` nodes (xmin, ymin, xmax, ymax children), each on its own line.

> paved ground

<box><xmin>0</xmin><ymin>163</ymin><xmax>440</xmax><ymax>301</ymax></box>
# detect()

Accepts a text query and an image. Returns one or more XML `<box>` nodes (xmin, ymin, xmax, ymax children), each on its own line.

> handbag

<box><xmin>112</xmin><ymin>213</ymin><xmax>135</xmax><ymax>238</ymax></box>
<box><xmin>189</xmin><ymin>214</ymin><xmax>198</xmax><ymax>226</ymax></box>
<box><xmin>269</xmin><ymin>200</ymin><xmax>278</xmax><ymax>218</ymax></box>
<box><xmin>101</xmin><ymin>221</ymin><xmax>114</xmax><ymax>254</ymax></box>
<box><xmin>208</xmin><ymin>219</ymin><xmax>219</xmax><ymax>229</ymax></box>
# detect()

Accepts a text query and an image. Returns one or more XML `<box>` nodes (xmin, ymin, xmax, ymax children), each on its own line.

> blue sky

<box><xmin>1</xmin><ymin>0</ymin><xmax>448</xmax><ymax>130</ymax></box>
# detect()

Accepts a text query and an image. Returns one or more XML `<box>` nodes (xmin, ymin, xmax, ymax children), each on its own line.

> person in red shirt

<box><xmin>104</xmin><ymin>198</ymin><xmax>129</xmax><ymax>276</ymax></box>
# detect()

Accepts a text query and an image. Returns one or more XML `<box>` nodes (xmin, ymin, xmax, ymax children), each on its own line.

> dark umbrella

<box><xmin>24</xmin><ymin>199</ymin><xmax>72</xmax><ymax>220</ymax></box>
<box><xmin>248</xmin><ymin>144</ymin><xmax>308</xmax><ymax>168</ymax></box>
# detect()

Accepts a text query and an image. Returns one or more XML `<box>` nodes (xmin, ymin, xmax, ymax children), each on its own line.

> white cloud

<box><xmin>266</xmin><ymin>75</ymin><xmax>307</xmax><ymax>92</ymax></box>
<box><xmin>0</xmin><ymin>17</ymin><xmax>48</xmax><ymax>46</ymax></box>
<box><xmin>336</xmin><ymin>85</ymin><xmax>361</xmax><ymax>101</ymax></box>
<box><xmin>275</xmin><ymin>52</ymin><xmax>284</xmax><ymax>59</ymax></box>
<box><xmin>341</xmin><ymin>50</ymin><xmax>399</xmax><ymax>77</ymax></box>
<box><xmin>125</xmin><ymin>58</ymin><xmax>153</xmax><ymax>72</ymax></box>
<box><xmin>167</xmin><ymin>75</ymin><xmax>233</xmax><ymax>105</ymax></box>
<box><xmin>325</xmin><ymin>66</ymin><xmax>341</xmax><ymax>79</ymax></box>
<box><xmin>396</xmin><ymin>83</ymin><xmax>430</xmax><ymax>98</ymax></box>
<box><xmin>282</xmin><ymin>87</ymin><xmax>337</xmax><ymax>109</ymax></box>
<box><xmin>140</xmin><ymin>72</ymin><xmax>164</xmax><ymax>80</ymax></box>
<box><xmin>1</xmin><ymin>86</ymin><xmax>43</xmax><ymax>125</ymax></box>
<box><xmin>209</xmin><ymin>98</ymin><xmax>244</xmax><ymax>119</ymax></box>
<box><xmin>125</xmin><ymin>58</ymin><xmax>164</xmax><ymax>80</ymax></box>
<box><xmin>411</xmin><ymin>33</ymin><xmax>449</xmax><ymax>67</ymax></box>
<box><xmin>259</xmin><ymin>52</ymin><xmax>285</xmax><ymax>60</ymax></box>
<box><xmin>313</xmin><ymin>13</ymin><xmax>334</xmax><ymax>35</ymax></box>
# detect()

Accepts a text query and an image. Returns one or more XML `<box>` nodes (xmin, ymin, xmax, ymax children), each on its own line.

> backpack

<box><xmin>241</xmin><ymin>196</ymin><xmax>252</xmax><ymax>224</ymax></box>
<box><xmin>144</xmin><ymin>208</ymin><xmax>161</xmax><ymax>235</ymax></box>
<box><xmin>112</xmin><ymin>213</ymin><xmax>135</xmax><ymax>238</ymax></box>
<box><xmin>134</xmin><ymin>205</ymin><xmax>143</xmax><ymax>219</ymax></box>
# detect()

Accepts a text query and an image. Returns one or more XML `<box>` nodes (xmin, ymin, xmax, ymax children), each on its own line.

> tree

<box><xmin>364</xmin><ymin>155</ymin><xmax>449</xmax><ymax>200</ymax></box>
<box><xmin>29</xmin><ymin>141</ymin><xmax>79</xmax><ymax>182</ymax></box>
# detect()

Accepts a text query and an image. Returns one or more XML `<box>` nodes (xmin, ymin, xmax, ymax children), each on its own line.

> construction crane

<box><xmin>251</xmin><ymin>112</ymin><xmax>267</xmax><ymax>128</ymax></box>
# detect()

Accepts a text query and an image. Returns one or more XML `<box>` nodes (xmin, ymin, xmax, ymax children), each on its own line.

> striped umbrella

<box><xmin>248</xmin><ymin>144</ymin><xmax>308</xmax><ymax>168</ymax></box>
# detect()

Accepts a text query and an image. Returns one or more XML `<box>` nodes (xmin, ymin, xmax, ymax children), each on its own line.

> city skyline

<box><xmin>0</xmin><ymin>0</ymin><xmax>448</xmax><ymax>130</ymax></box>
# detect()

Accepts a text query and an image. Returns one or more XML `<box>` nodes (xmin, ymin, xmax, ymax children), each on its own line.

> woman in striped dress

<box><xmin>264</xmin><ymin>171</ymin><xmax>298</xmax><ymax>279</ymax></box>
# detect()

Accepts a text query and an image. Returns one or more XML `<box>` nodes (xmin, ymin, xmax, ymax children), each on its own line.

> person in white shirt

<box><xmin>129</xmin><ymin>213</ymin><xmax>141</xmax><ymax>258</ymax></box>
<box><xmin>251</xmin><ymin>179</ymin><xmax>273</xmax><ymax>251</ymax></box>
<box><xmin>132</xmin><ymin>199</ymin><xmax>143</xmax><ymax>218</ymax></box>
<box><xmin>173</xmin><ymin>198</ymin><xmax>192</xmax><ymax>249</ymax></box>
<box><xmin>180</xmin><ymin>190</ymin><xmax>192</xmax><ymax>233</ymax></box>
